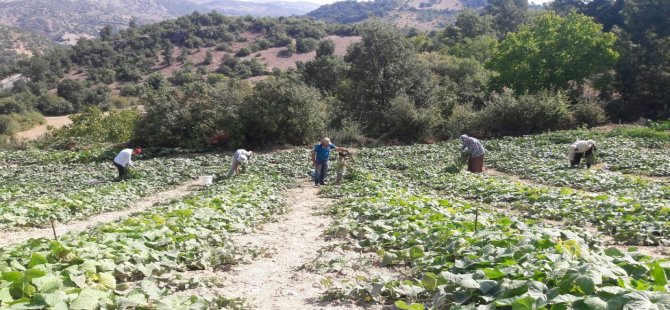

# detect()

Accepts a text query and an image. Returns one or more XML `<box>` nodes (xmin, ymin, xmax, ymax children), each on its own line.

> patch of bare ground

<box><xmin>242</xmin><ymin>35</ymin><xmax>361</xmax><ymax>71</ymax></box>
<box><xmin>0</xmin><ymin>180</ymin><xmax>198</xmax><ymax>248</ymax></box>
<box><xmin>15</xmin><ymin>115</ymin><xmax>72</xmax><ymax>140</ymax></box>
<box><xmin>171</xmin><ymin>180</ymin><xmax>394</xmax><ymax>309</ymax></box>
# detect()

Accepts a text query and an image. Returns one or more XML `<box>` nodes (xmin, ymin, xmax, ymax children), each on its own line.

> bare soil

<box><xmin>173</xmin><ymin>180</ymin><xmax>390</xmax><ymax>309</ymax></box>
<box><xmin>15</xmin><ymin>115</ymin><xmax>73</xmax><ymax>140</ymax></box>
<box><xmin>0</xmin><ymin>180</ymin><xmax>197</xmax><ymax>248</ymax></box>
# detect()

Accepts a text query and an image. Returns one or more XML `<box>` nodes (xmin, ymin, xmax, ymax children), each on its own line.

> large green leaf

<box><xmin>69</xmin><ymin>288</ymin><xmax>109</xmax><ymax>310</ymax></box>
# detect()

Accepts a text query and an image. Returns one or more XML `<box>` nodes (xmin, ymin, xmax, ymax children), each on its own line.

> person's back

<box><xmin>114</xmin><ymin>149</ymin><xmax>133</xmax><ymax>167</ymax></box>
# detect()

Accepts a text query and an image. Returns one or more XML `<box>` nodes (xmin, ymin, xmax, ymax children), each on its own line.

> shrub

<box><xmin>571</xmin><ymin>98</ymin><xmax>608</xmax><ymax>128</ymax></box>
<box><xmin>325</xmin><ymin>118</ymin><xmax>369</xmax><ymax>146</ymax></box>
<box><xmin>443</xmin><ymin>104</ymin><xmax>479</xmax><ymax>139</ymax></box>
<box><xmin>215</xmin><ymin>43</ymin><xmax>230</xmax><ymax>52</ymax></box>
<box><xmin>649</xmin><ymin>120</ymin><xmax>670</xmax><ymax>131</ymax></box>
<box><xmin>119</xmin><ymin>83</ymin><xmax>145</xmax><ymax>97</ymax></box>
<box><xmin>296</xmin><ymin>38</ymin><xmax>318</xmax><ymax>54</ymax></box>
<box><xmin>235</xmin><ymin>48</ymin><xmax>251</xmax><ymax>57</ymax></box>
<box><xmin>35</xmin><ymin>94</ymin><xmax>75</xmax><ymax>116</ymax></box>
<box><xmin>41</xmin><ymin>107</ymin><xmax>141</xmax><ymax>148</ymax></box>
<box><xmin>256</xmin><ymin>38</ymin><xmax>271</xmax><ymax>50</ymax></box>
<box><xmin>135</xmin><ymin>80</ymin><xmax>251</xmax><ymax>147</ymax></box>
<box><xmin>477</xmin><ymin>90</ymin><xmax>573</xmax><ymax>136</ymax></box>
<box><xmin>0</xmin><ymin>115</ymin><xmax>18</xmax><ymax>135</ymax></box>
<box><xmin>0</xmin><ymin>111</ymin><xmax>44</xmax><ymax>135</ymax></box>
<box><xmin>277</xmin><ymin>44</ymin><xmax>296</xmax><ymax>58</ymax></box>
<box><xmin>316</xmin><ymin>39</ymin><xmax>336</xmax><ymax>58</ymax></box>
<box><xmin>383</xmin><ymin>94</ymin><xmax>443</xmax><ymax>142</ymax></box>
<box><xmin>607</xmin><ymin>126</ymin><xmax>670</xmax><ymax>141</ymax></box>
<box><xmin>240</xmin><ymin>74</ymin><xmax>327</xmax><ymax>146</ymax></box>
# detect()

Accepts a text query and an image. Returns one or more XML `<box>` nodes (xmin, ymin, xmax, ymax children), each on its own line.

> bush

<box><xmin>443</xmin><ymin>104</ymin><xmax>479</xmax><ymax>139</ymax></box>
<box><xmin>383</xmin><ymin>94</ymin><xmax>442</xmax><ymax>142</ymax></box>
<box><xmin>240</xmin><ymin>74</ymin><xmax>327</xmax><ymax>146</ymax></box>
<box><xmin>0</xmin><ymin>111</ymin><xmax>44</xmax><ymax>135</ymax></box>
<box><xmin>649</xmin><ymin>120</ymin><xmax>670</xmax><ymax>131</ymax></box>
<box><xmin>41</xmin><ymin>107</ymin><xmax>141</xmax><ymax>149</ymax></box>
<box><xmin>607</xmin><ymin>126</ymin><xmax>670</xmax><ymax>141</ymax></box>
<box><xmin>256</xmin><ymin>38</ymin><xmax>272</xmax><ymax>50</ymax></box>
<box><xmin>235</xmin><ymin>48</ymin><xmax>251</xmax><ymax>57</ymax></box>
<box><xmin>571</xmin><ymin>98</ymin><xmax>608</xmax><ymax>128</ymax></box>
<box><xmin>325</xmin><ymin>118</ymin><xmax>369</xmax><ymax>146</ymax></box>
<box><xmin>477</xmin><ymin>90</ymin><xmax>573</xmax><ymax>136</ymax></box>
<box><xmin>278</xmin><ymin>44</ymin><xmax>296</xmax><ymax>58</ymax></box>
<box><xmin>316</xmin><ymin>39</ymin><xmax>336</xmax><ymax>58</ymax></box>
<box><xmin>35</xmin><ymin>94</ymin><xmax>75</xmax><ymax>116</ymax></box>
<box><xmin>135</xmin><ymin>80</ymin><xmax>251</xmax><ymax>147</ymax></box>
<box><xmin>119</xmin><ymin>83</ymin><xmax>145</xmax><ymax>97</ymax></box>
<box><xmin>0</xmin><ymin>115</ymin><xmax>18</xmax><ymax>135</ymax></box>
<box><xmin>296</xmin><ymin>38</ymin><xmax>318</xmax><ymax>54</ymax></box>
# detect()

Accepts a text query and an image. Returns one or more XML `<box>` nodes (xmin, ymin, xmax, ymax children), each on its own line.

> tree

<box><xmin>489</xmin><ymin>12</ymin><xmax>618</xmax><ymax>93</ymax></box>
<box><xmin>343</xmin><ymin>21</ymin><xmax>433</xmax><ymax>135</ymax></box>
<box><xmin>297</xmin><ymin>55</ymin><xmax>349</xmax><ymax>94</ymax></box>
<box><xmin>613</xmin><ymin>0</ymin><xmax>670</xmax><ymax>119</ymax></box>
<box><xmin>241</xmin><ymin>73</ymin><xmax>327</xmax><ymax>146</ymax></box>
<box><xmin>485</xmin><ymin>0</ymin><xmax>529</xmax><ymax>36</ymax></box>
<box><xmin>316</xmin><ymin>39</ymin><xmax>336</xmax><ymax>58</ymax></box>
<box><xmin>441</xmin><ymin>9</ymin><xmax>495</xmax><ymax>44</ymax></box>
<box><xmin>99</xmin><ymin>25</ymin><xmax>113</xmax><ymax>41</ymax></box>
<box><xmin>203</xmin><ymin>51</ymin><xmax>213</xmax><ymax>65</ymax></box>
<box><xmin>161</xmin><ymin>40</ymin><xmax>174</xmax><ymax>66</ymax></box>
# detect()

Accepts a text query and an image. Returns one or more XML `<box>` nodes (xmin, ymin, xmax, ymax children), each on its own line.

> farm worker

<box><xmin>113</xmin><ymin>147</ymin><xmax>141</xmax><ymax>181</ymax></box>
<box><xmin>228</xmin><ymin>149</ymin><xmax>253</xmax><ymax>176</ymax></box>
<box><xmin>459</xmin><ymin>134</ymin><xmax>486</xmax><ymax>173</ymax></box>
<box><xmin>311</xmin><ymin>137</ymin><xmax>348</xmax><ymax>186</ymax></box>
<box><xmin>569</xmin><ymin>140</ymin><xmax>597</xmax><ymax>168</ymax></box>
<box><xmin>335</xmin><ymin>151</ymin><xmax>349</xmax><ymax>185</ymax></box>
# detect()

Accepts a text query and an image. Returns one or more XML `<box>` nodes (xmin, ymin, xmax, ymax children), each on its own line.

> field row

<box><xmin>0</xmin><ymin>151</ymin><xmax>306</xmax><ymax>309</ymax></box>
<box><xmin>317</xmin><ymin>141</ymin><xmax>670</xmax><ymax>308</ymax></box>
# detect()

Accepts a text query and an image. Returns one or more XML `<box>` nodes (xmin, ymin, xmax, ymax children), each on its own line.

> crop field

<box><xmin>1</xmin><ymin>127</ymin><xmax>669</xmax><ymax>309</ymax></box>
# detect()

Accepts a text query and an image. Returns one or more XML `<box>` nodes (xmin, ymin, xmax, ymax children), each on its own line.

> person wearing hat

<box><xmin>459</xmin><ymin>134</ymin><xmax>486</xmax><ymax>173</ymax></box>
<box><xmin>228</xmin><ymin>149</ymin><xmax>253</xmax><ymax>176</ymax></box>
<box><xmin>569</xmin><ymin>140</ymin><xmax>597</xmax><ymax>168</ymax></box>
<box><xmin>113</xmin><ymin>147</ymin><xmax>141</xmax><ymax>181</ymax></box>
<box><xmin>311</xmin><ymin>137</ymin><xmax>348</xmax><ymax>186</ymax></box>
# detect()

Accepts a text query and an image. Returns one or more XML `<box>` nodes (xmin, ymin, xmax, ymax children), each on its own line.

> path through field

<box><xmin>0</xmin><ymin>180</ymin><xmax>197</xmax><ymax>247</ymax></box>
<box><xmin>15</xmin><ymin>115</ymin><xmax>72</xmax><ymax>140</ymax></box>
<box><xmin>175</xmin><ymin>180</ymin><xmax>385</xmax><ymax>309</ymax></box>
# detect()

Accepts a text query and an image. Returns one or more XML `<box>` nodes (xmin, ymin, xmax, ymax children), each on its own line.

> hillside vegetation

<box><xmin>0</xmin><ymin>0</ymin><xmax>321</xmax><ymax>45</ymax></box>
<box><xmin>0</xmin><ymin>0</ymin><xmax>668</xmax><ymax>150</ymax></box>
<box><xmin>307</xmin><ymin>0</ymin><xmax>481</xmax><ymax>29</ymax></box>
<box><xmin>0</xmin><ymin>25</ymin><xmax>53</xmax><ymax>64</ymax></box>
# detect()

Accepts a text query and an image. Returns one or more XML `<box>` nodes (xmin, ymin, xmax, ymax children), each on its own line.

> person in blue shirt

<box><xmin>311</xmin><ymin>137</ymin><xmax>348</xmax><ymax>186</ymax></box>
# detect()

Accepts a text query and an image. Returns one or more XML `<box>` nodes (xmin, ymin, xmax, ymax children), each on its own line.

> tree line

<box><xmin>1</xmin><ymin>0</ymin><xmax>669</xmax><ymax>149</ymax></box>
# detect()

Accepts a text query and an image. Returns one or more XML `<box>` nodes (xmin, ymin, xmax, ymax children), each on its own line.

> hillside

<box><xmin>307</xmin><ymin>0</ymin><xmax>484</xmax><ymax>29</ymax></box>
<box><xmin>0</xmin><ymin>0</ymin><xmax>321</xmax><ymax>46</ymax></box>
<box><xmin>0</xmin><ymin>25</ymin><xmax>53</xmax><ymax>64</ymax></box>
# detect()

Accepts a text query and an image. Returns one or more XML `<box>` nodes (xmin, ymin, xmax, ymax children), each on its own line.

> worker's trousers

<box><xmin>315</xmin><ymin>161</ymin><xmax>328</xmax><ymax>185</ymax></box>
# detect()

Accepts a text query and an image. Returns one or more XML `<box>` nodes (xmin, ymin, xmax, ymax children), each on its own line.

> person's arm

<box><xmin>311</xmin><ymin>148</ymin><xmax>316</xmax><ymax>166</ymax></box>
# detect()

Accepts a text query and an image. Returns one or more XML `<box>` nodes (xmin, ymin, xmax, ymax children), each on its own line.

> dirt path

<box><xmin>15</xmin><ymin>115</ymin><xmax>72</xmax><ymax>140</ymax></box>
<box><xmin>174</xmin><ymin>181</ymin><xmax>386</xmax><ymax>309</ymax></box>
<box><xmin>0</xmin><ymin>180</ymin><xmax>197</xmax><ymax>248</ymax></box>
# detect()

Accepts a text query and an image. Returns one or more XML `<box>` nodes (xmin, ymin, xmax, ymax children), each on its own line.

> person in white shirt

<box><xmin>113</xmin><ymin>148</ymin><xmax>142</xmax><ymax>181</ymax></box>
<box><xmin>568</xmin><ymin>140</ymin><xmax>596</xmax><ymax>168</ymax></box>
<box><xmin>228</xmin><ymin>149</ymin><xmax>253</xmax><ymax>176</ymax></box>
